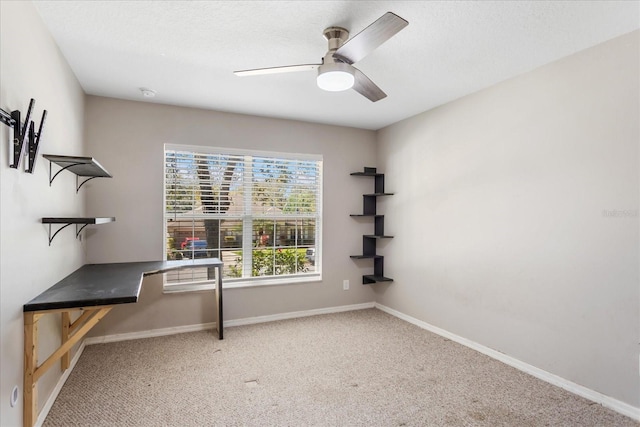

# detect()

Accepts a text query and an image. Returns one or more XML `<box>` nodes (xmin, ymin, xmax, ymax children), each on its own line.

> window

<box><xmin>164</xmin><ymin>144</ymin><xmax>322</xmax><ymax>290</ymax></box>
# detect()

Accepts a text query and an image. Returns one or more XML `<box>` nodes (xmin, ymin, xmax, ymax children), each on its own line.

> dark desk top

<box><xmin>24</xmin><ymin>259</ymin><xmax>223</xmax><ymax>312</ymax></box>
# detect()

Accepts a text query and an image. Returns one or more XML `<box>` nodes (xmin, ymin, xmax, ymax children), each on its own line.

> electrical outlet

<box><xmin>343</xmin><ymin>279</ymin><xmax>349</xmax><ymax>290</ymax></box>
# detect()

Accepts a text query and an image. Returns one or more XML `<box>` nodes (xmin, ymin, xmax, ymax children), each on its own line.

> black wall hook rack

<box><xmin>1</xmin><ymin>98</ymin><xmax>47</xmax><ymax>173</ymax></box>
<box><xmin>27</xmin><ymin>110</ymin><xmax>47</xmax><ymax>173</ymax></box>
<box><xmin>0</xmin><ymin>108</ymin><xmax>16</xmax><ymax>127</ymax></box>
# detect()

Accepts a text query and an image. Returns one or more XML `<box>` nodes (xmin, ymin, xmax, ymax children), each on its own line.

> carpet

<box><xmin>44</xmin><ymin>309</ymin><xmax>636</xmax><ymax>426</ymax></box>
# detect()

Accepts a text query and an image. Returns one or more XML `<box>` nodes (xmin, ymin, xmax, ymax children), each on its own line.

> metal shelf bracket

<box><xmin>76</xmin><ymin>175</ymin><xmax>99</xmax><ymax>193</ymax></box>
<box><xmin>48</xmin><ymin>161</ymin><xmax>81</xmax><ymax>186</ymax></box>
<box><xmin>46</xmin><ymin>222</ymin><xmax>74</xmax><ymax>246</ymax></box>
<box><xmin>75</xmin><ymin>223</ymin><xmax>89</xmax><ymax>239</ymax></box>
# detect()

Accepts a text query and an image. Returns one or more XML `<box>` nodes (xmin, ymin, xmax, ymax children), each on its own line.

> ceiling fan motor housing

<box><xmin>317</xmin><ymin>26</ymin><xmax>355</xmax><ymax>91</ymax></box>
<box><xmin>323</xmin><ymin>27</ymin><xmax>350</xmax><ymax>51</ymax></box>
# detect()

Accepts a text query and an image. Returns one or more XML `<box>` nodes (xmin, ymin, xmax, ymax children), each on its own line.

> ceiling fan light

<box><xmin>317</xmin><ymin>63</ymin><xmax>355</xmax><ymax>92</ymax></box>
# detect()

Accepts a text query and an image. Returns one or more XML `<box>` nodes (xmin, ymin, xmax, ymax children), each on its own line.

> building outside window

<box><xmin>164</xmin><ymin>144</ymin><xmax>322</xmax><ymax>290</ymax></box>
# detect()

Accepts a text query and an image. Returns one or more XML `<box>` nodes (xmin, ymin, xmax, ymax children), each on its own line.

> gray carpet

<box><xmin>44</xmin><ymin>309</ymin><xmax>635</xmax><ymax>426</ymax></box>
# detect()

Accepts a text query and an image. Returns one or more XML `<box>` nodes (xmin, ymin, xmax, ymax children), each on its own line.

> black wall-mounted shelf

<box><xmin>43</xmin><ymin>154</ymin><xmax>112</xmax><ymax>192</ymax></box>
<box><xmin>42</xmin><ymin>217</ymin><xmax>115</xmax><ymax>246</ymax></box>
<box><xmin>41</xmin><ymin>155</ymin><xmax>114</xmax><ymax>245</ymax></box>
<box><xmin>350</xmin><ymin>167</ymin><xmax>393</xmax><ymax>284</ymax></box>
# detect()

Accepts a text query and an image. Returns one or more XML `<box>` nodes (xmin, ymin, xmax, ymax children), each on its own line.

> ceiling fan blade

<box><xmin>234</xmin><ymin>64</ymin><xmax>320</xmax><ymax>77</ymax></box>
<box><xmin>352</xmin><ymin>68</ymin><xmax>387</xmax><ymax>102</ymax></box>
<box><xmin>334</xmin><ymin>12</ymin><xmax>408</xmax><ymax>64</ymax></box>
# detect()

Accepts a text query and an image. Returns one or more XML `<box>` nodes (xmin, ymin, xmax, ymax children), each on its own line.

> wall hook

<box><xmin>1</xmin><ymin>99</ymin><xmax>46</xmax><ymax>173</ymax></box>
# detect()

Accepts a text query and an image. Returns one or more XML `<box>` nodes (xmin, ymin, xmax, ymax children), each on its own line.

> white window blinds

<box><xmin>164</xmin><ymin>145</ymin><xmax>322</xmax><ymax>287</ymax></box>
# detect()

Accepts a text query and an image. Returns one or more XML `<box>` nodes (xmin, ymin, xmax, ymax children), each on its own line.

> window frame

<box><xmin>163</xmin><ymin>144</ymin><xmax>323</xmax><ymax>291</ymax></box>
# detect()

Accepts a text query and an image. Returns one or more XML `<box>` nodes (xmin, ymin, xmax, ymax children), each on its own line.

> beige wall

<box><xmin>83</xmin><ymin>96</ymin><xmax>378</xmax><ymax>336</ymax></box>
<box><xmin>376</xmin><ymin>31</ymin><xmax>640</xmax><ymax>407</ymax></box>
<box><xmin>2</xmin><ymin>2</ymin><xmax>638</xmax><ymax>424</ymax></box>
<box><xmin>0</xmin><ymin>2</ymin><xmax>86</xmax><ymax>425</ymax></box>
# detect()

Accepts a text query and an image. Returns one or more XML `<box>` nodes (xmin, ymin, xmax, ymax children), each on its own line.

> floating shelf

<box><xmin>43</xmin><ymin>154</ymin><xmax>112</xmax><ymax>192</ymax></box>
<box><xmin>351</xmin><ymin>167</ymin><xmax>393</xmax><ymax>285</ymax></box>
<box><xmin>363</xmin><ymin>275</ymin><xmax>393</xmax><ymax>284</ymax></box>
<box><xmin>350</xmin><ymin>171</ymin><xmax>384</xmax><ymax>177</ymax></box>
<box><xmin>42</xmin><ymin>217</ymin><xmax>115</xmax><ymax>245</ymax></box>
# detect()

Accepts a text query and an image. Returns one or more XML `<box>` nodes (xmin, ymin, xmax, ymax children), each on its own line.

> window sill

<box><xmin>163</xmin><ymin>274</ymin><xmax>322</xmax><ymax>294</ymax></box>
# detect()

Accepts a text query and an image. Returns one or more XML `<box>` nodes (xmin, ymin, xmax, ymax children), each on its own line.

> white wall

<box><xmin>0</xmin><ymin>2</ymin><xmax>86</xmax><ymax>425</ymax></box>
<box><xmin>83</xmin><ymin>96</ymin><xmax>378</xmax><ymax>335</ymax></box>
<box><xmin>376</xmin><ymin>30</ymin><xmax>639</xmax><ymax>407</ymax></box>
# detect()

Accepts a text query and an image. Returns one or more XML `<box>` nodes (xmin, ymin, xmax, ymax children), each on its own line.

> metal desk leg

<box><xmin>209</xmin><ymin>265</ymin><xmax>223</xmax><ymax>340</ymax></box>
<box><xmin>216</xmin><ymin>265</ymin><xmax>223</xmax><ymax>339</ymax></box>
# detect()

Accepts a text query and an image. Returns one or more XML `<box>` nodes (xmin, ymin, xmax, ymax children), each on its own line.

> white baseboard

<box><xmin>374</xmin><ymin>303</ymin><xmax>640</xmax><ymax>421</ymax></box>
<box><xmin>85</xmin><ymin>322</ymin><xmax>216</xmax><ymax>345</ymax></box>
<box><xmin>35</xmin><ymin>340</ymin><xmax>87</xmax><ymax>427</ymax></box>
<box><xmin>83</xmin><ymin>302</ymin><xmax>376</xmax><ymax>346</ymax></box>
<box><xmin>224</xmin><ymin>302</ymin><xmax>376</xmax><ymax>328</ymax></box>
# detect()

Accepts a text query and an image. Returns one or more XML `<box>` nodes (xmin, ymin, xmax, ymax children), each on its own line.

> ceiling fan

<box><xmin>234</xmin><ymin>12</ymin><xmax>409</xmax><ymax>102</ymax></box>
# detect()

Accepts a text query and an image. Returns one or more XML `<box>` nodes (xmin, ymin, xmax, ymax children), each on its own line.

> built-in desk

<box><xmin>22</xmin><ymin>259</ymin><xmax>223</xmax><ymax>427</ymax></box>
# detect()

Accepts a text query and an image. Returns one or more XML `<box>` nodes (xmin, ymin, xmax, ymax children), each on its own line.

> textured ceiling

<box><xmin>33</xmin><ymin>1</ymin><xmax>639</xmax><ymax>130</ymax></box>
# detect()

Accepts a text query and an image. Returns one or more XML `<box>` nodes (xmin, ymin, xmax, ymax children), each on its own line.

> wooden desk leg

<box><xmin>61</xmin><ymin>312</ymin><xmax>70</xmax><ymax>370</ymax></box>
<box><xmin>24</xmin><ymin>312</ymin><xmax>37</xmax><ymax>427</ymax></box>
<box><xmin>23</xmin><ymin>306</ymin><xmax>112</xmax><ymax>427</ymax></box>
